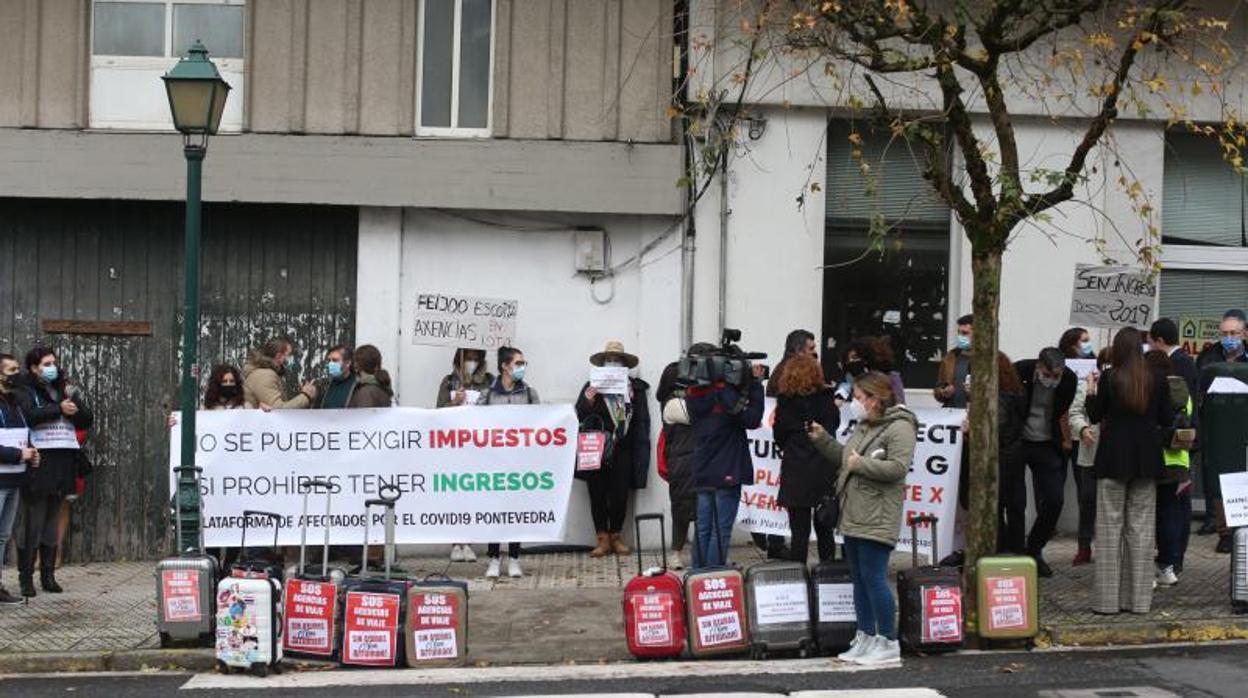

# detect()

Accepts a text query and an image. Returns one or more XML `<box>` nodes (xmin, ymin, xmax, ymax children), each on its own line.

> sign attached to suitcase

<box><xmin>283</xmin><ymin>579</ymin><xmax>338</xmax><ymax>656</ymax></box>
<box><xmin>752</xmin><ymin>583</ymin><xmax>809</xmax><ymax>625</ymax></box>
<box><xmin>688</xmin><ymin>575</ymin><xmax>746</xmax><ymax>649</ymax></box>
<box><xmin>1221</xmin><ymin>472</ymin><xmax>1248</xmax><ymax>529</ymax></box>
<box><xmin>982</xmin><ymin>576</ymin><xmax>1029</xmax><ymax>632</ymax></box>
<box><xmin>816</xmin><ymin>583</ymin><xmax>855</xmax><ymax>623</ymax></box>
<box><xmin>921</xmin><ymin>585</ymin><xmax>963</xmax><ymax>644</ymax></box>
<box><xmin>343</xmin><ymin>591</ymin><xmax>401</xmax><ymax>666</ymax></box>
<box><xmin>628</xmin><ymin>593</ymin><xmax>677</xmax><ymax>647</ymax></box>
<box><xmin>161</xmin><ymin>569</ymin><xmax>203</xmax><ymax>622</ymax></box>
<box><xmin>409</xmin><ymin>591</ymin><xmax>462</xmax><ymax>662</ymax></box>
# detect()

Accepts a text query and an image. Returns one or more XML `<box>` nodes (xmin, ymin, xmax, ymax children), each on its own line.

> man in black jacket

<box><xmin>1014</xmin><ymin>348</ymin><xmax>1077</xmax><ymax>577</ymax></box>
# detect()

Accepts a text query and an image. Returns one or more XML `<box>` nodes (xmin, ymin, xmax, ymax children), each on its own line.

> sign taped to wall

<box><xmin>411</xmin><ymin>292</ymin><xmax>518</xmax><ymax>350</ymax></box>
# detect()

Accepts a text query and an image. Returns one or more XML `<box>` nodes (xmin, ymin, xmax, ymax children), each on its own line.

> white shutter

<box><xmin>826</xmin><ymin>122</ymin><xmax>949</xmax><ymax>227</ymax></box>
<box><xmin>1162</xmin><ymin>133</ymin><xmax>1245</xmax><ymax>247</ymax></box>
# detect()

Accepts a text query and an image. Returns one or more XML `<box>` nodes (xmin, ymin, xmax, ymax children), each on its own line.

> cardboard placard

<box><xmin>752</xmin><ymin>583</ymin><xmax>809</xmax><ymax>625</ymax></box>
<box><xmin>283</xmin><ymin>578</ymin><xmax>338</xmax><ymax>656</ymax></box>
<box><xmin>689</xmin><ymin>575</ymin><xmax>745</xmax><ymax>648</ymax></box>
<box><xmin>576</xmin><ymin>432</ymin><xmax>606</xmax><ymax>471</ymax></box>
<box><xmin>161</xmin><ymin>569</ymin><xmax>202</xmax><ymax>622</ymax></box>
<box><xmin>411</xmin><ymin>293</ymin><xmax>517</xmax><ymax>350</ymax></box>
<box><xmin>629</xmin><ymin>592</ymin><xmax>677</xmax><ymax>647</ymax></box>
<box><xmin>817</xmin><ymin>583</ymin><xmax>856</xmax><ymax>623</ymax></box>
<box><xmin>920</xmin><ymin>585</ymin><xmax>963</xmax><ymax>643</ymax></box>
<box><xmin>343</xmin><ymin>591</ymin><xmax>401</xmax><ymax>666</ymax></box>
<box><xmin>1068</xmin><ymin>264</ymin><xmax>1156</xmax><ymax>329</ymax></box>
<box><xmin>409</xmin><ymin>591</ymin><xmax>462</xmax><ymax>662</ymax></box>
<box><xmin>983</xmin><ymin>575</ymin><xmax>1028</xmax><ymax>631</ymax></box>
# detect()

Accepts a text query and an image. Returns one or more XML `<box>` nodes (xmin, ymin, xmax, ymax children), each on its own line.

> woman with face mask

<box><xmin>478</xmin><ymin>346</ymin><xmax>540</xmax><ymax>578</ymax></box>
<box><xmin>12</xmin><ymin>347</ymin><xmax>93</xmax><ymax>598</ymax></box>
<box><xmin>839</xmin><ymin>337</ymin><xmax>906</xmax><ymax>407</ymax></box>
<box><xmin>205</xmin><ymin>365</ymin><xmax>246</xmax><ymax>410</ymax></box>
<box><xmin>437</xmin><ymin>348</ymin><xmax>493</xmax><ymax>563</ymax></box>
<box><xmin>575</xmin><ymin>341</ymin><xmax>651</xmax><ymax>558</ymax></box>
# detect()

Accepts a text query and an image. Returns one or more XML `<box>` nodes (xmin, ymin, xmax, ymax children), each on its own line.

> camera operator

<box><xmin>684</xmin><ymin>339</ymin><xmax>767</xmax><ymax>568</ymax></box>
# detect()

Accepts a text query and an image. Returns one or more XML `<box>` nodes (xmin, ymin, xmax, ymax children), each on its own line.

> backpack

<box><xmin>1165</xmin><ymin>376</ymin><xmax>1195</xmax><ymax>450</ymax></box>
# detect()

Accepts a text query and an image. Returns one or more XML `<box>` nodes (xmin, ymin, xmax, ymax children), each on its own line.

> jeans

<box><xmin>1022</xmin><ymin>441</ymin><xmax>1066</xmax><ymax>555</ymax></box>
<box><xmin>1156</xmin><ymin>482</ymin><xmax>1192</xmax><ymax>570</ymax></box>
<box><xmin>487</xmin><ymin>542</ymin><xmax>520</xmax><ymax>559</ymax></box>
<box><xmin>786</xmin><ymin>506</ymin><xmax>836</xmax><ymax>563</ymax></box>
<box><xmin>844</xmin><ymin>536</ymin><xmax>896</xmax><ymax>639</ymax></box>
<box><xmin>0</xmin><ymin>488</ymin><xmax>19</xmax><ymax>583</ymax></box>
<box><xmin>695</xmin><ymin>486</ymin><xmax>741</xmax><ymax>568</ymax></box>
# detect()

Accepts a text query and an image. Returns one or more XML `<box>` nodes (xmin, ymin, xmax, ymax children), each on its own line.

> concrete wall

<box><xmin>0</xmin><ymin>0</ymin><xmax>90</xmax><ymax>128</ymax></box>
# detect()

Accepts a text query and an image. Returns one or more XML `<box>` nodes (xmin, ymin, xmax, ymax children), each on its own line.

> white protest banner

<box><xmin>1069</xmin><ymin>264</ymin><xmax>1156</xmax><ymax>329</ymax></box>
<box><xmin>29</xmin><ymin>419</ymin><xmax>79</xmax><ymax>450</ymax></box>
<box><xmin>411</xmin><ymin>292</ymin><xmax>517</xmax><ymax>350</ymax></box>
<box><xmin>589</xmin><ymin>367</ymin><xmax>630</xmax><ymax>396</ymax></box>
<box><xmin>738</xmin><ymin>400</ymin><xmax>964</xmax><ymax>562</ymax></box>
<box><xmin>1220</xmin><ymin>472</ymin><xmax>1248</xmax><ymax>529</ymax></box>
<box><xmin>169</xmin><ymin>405</ymin><xmax>578</xmax><ymax>547</ymax></box>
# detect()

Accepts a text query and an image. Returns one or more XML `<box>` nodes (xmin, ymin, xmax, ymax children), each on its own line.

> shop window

<box><xmin>417</xmin><ymin>0</ymin><xmax>494</xmax><ymax>136</ymax></box>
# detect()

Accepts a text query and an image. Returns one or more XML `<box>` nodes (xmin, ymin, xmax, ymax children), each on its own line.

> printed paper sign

<box><xmin>921</xmin><ymin>585</ymin><xmax>963</xmax><ymax>643</ymax></box>
<box><xmin>413</xmin><ymin>629</ymin><xmax>458</xmax><ymax>661</ymax></box>
<box><xmin>1065</xmin><ymin>358</ymin><xmax>1098</xmax><ymax>380</ymax></box>
<box><xmin>161</xmin><ymin>569</ymin><xmax>202</xmax><ymax>622</ymax></box>
<box><xmin>589</xmin><ymin>367</ymin><xmax>630</xmax><ymax>396</ymax></box>
<box><xmin>576</xmin><ymin>432</ymin><xmax>606</xmax><ymax>472</ymax></box>
<box><xmin>689</xmin><ymin>575</ymin><xmax>745</xmax><ymax>648</ymax></box>
<box><xmin>343</xmin><ymin>591</ymin><xmax>400</xmax><ymax>666</ymax></box>
<box><xmin>696</xmin><ymin>611</ymin><xmax>743</xmax><ymax>647</ymax></box>
<box><xmin>29</xmin><ymin>418</ymin><xmax>79</xmax><ymax>450</ymax></box>
<box><xmin>282</xmin><ymin>578</ymin><xmax>338</xmax><ymax>655</ymax></box>
<box><xmin>983</xmin><ymin>575</ymin><xmax>1029</xmax><ymax>632</ymax></box>
<box><xmin>629</xmin><ymin>592</ymin><xmax>676</xmax><ymax>647</ymax></box>
<box><xmin>0</xmin><ymin>429</ymin><xmax>29</xmax><ymax>475</ymax></box>
<box><xmin>752</xmin><ymin>583</ymin><xmax>810</xmax><ymax>625</ymax></box>
<box><xmin>411</xmin><ymin>292</ymin><xmax>517</xmax><ymax>350</ymax></box>
<box><xmin>409</xmin><ymin>591</ymin><xmax>461</xmax><ymax>662</ymax></box>
<box><xmin>817</xmin><ymin>583</ymin><xmax>856</xmax><ymax>623</ymax></box>
<box><xmin>1069</xmin><ymin>264</ymin><xmax>1155</xmax><ymax>329</ymax></box>
<box><xmin>1220</xmin><ymin>472</ymin><xmax>1248</xmax><ymax>528</ymax></box>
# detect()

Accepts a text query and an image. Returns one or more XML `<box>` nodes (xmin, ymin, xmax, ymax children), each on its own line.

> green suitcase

<box><xmin>975</xmin><ymin>556</ymin><xmax>1038</xmax><ymax>642</ymax></box>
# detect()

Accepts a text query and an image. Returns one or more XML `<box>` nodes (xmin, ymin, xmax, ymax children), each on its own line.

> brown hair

<box><xmin>997</xmin><ymin>352</ymin><xmax>1023</xmax><ymax>396</ymax></box>
<box><xmin>775</xmin><ymin>354</ymin><xmax>824</xmax><ymax>396</ymax></box>
<box><xmin>854</xmin><ymin>371</ymin><xmax>896</xmax><ymax>410</ymax></box>
<box><xmin>1144</xmin><ymin>349</ymin><xmax>1173</xmax><ymax>374</ymax></box>
<box><xmin>354</xmin><ymin>344</ymin><xmax>383</xmax><ymax>375</ymax></box>
<box><xmin>847</xmin><ymin>336</ymin><xmax>896</xmax><ymax>372</ymax></box>
<box><xmin>1110</xmin><ymin>327</ymin><xmax>1152</xmax><ymax>415</ymax></box>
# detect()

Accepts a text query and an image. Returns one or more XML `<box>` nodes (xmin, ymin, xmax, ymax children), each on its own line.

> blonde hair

<box><xmin>854</xmin><ymin>371</ymin><xmax>896</xmax><ymax>409</ymax></box>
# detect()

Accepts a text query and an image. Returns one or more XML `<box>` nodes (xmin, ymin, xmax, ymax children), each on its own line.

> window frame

<box><xmin>415</xmin><ymin>0</ymin><xmax>496</xmax><ymax>138</ymax></box>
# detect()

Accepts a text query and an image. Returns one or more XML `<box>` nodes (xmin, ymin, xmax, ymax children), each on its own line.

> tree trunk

<box><xmin>964</xmin><ymin>245</ymin><xmax>1004</xmax><ymax>637</ymax></box>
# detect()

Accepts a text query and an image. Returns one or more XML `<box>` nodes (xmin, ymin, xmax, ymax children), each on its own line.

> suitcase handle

<box><xmin>634</xmin><ymin>513</ymin><xmax>668</xmax><ymax>575</ymax></box>
<box><xmin>909</xmin><ymin>513</ymin><xmax>938</xmax><ymax>568</ymax></box>
<box><xmin>296</xmin><ymin>479</ymin><xmax>338</xmax><ymax>576</ymax></box>
<box><xmin>171</xmin><ymin>466</ymin><xmax>204</xmax><ymax>557</ymax></box>
<box><xmin>361</xmin><ymin>488</ymin><xmax>402</xmax><ymax>580</ymax></box>
<box><xmin>240</xmin><ymin>510</ymin><xmax>284</xmax><ymax>558</ymax></box>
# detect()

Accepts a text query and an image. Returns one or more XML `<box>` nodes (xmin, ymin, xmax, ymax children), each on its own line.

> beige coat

<box><xmin>242</xmin><ymin>353</ymin><xmax>310</xmax><ymax>409</ymax></box>
<box><xmin>812</xmin><ymin>405</ymin><xmax>918</xmax><ymax>547</ymax></box>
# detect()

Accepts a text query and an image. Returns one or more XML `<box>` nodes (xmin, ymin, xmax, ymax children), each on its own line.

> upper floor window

<box><xmin>90</xmin><ymin>0</ymin><xmax>245</xmax><ymax>131</ymax></box>
<box><xmin>417</xmin><ymin>0</ymin><xmax>494</xmax><ymax>137</ymax></box>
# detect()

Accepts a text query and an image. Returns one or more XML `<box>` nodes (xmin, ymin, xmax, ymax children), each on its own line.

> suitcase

<box><xmin>155</xmin><ymin>466</ymin><xmax>217</xmax><ymax>648</ymax></box>
<box><xmin>1232</xmin><ymin>527</ymin><xmax>1248</xmax><ymax>614</ymax></box>
<box><xmin>622</xmin><ymin>513</ymin><xmax>687</xmax><ymax>660</ymax></box>
<box><xmin>405</xmin><ymin>574</ymin><xmax>470</xmax><ymax>667</ymax></box>
<box><xmin>215</xmin><ymin>510</ymin><xmax>284</xmax><ymax>676</ymax></box>
<box><xmin>282</xmin><ymin>478</ymin><xmax>349</xmax><ymax>660</ymax></box>
<box><xmin>340</xmin><ymin>486</ymin><xmax>409</xmax><ymax>668</ymax></box>
<box><xmin>230</xmin><ymin>510</ymin><xmax>285</xmax><ymax>582</ymax></box>
<box><xmin>744</xmin><ymin>560</ymin><xmax>813</xmax><ymax>658</ymax></box>
<box><xmin>975</xmin><ymin>555</ymin><xmax>1039</xmax><ymax>643</ymax></box>
<box><xmin>810</xmin><ymin>556</ymin><xmax>856</xmax><ymax>654</ymax></box>
<box><xmin>896</xmin><ymin>514</ymin><xmax>964</xmax><ymax>654</ymax></box>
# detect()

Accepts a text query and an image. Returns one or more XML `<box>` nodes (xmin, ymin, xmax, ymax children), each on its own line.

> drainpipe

<box><xmin>676</xmin><ymin>0</ymin><xmax>695</xmax><ymax>350</ymax></box>
<box><xmin>717</xmin><ymin>143</ymin><xmax>729</xmax><ymax>336</ymax></box>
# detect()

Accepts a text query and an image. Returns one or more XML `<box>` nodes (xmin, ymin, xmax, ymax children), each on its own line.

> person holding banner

<box><xmin>772</xmin><ymin>353</ymin><xmax>839</xmax><ymax>563</ymax></box>
<box><xmin>204</xmin><ymin>365</ymin><xmax>245</xmax><ymax>410</ymax></box>
<box><xmin>242</xmin><ymin>337</ymin><xmax>317</xmax><ymax>410</ymax></box>
<box><xmin>13</xmin><ymin>347</ymin><xmax>92</xmax><ymax>598</ymax></box>
<box><xmin>437</xmin><ymin>348</ymin><xmax>492</xmax><ymax>563</ymax></box>
<box><xmin>808</xmin><ymin>371</ymin><xmax>916</xmax><ymax>665</ymax></box>
<box><xmin>0</xmin><ymin>354</ymin><xmax>38</xmax><ymax>605</ymax></box>
<box><xmin>312</xmin><ymin>345</ymin><xmax>358</xmax><ymax>409</ymax></box>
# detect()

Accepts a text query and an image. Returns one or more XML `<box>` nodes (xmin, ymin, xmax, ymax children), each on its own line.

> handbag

<box><xmin>576</xmin><ymin>415</ymin><xmax>615</xmax><ymax>473</ymax></box>
<box><xmin>814</xmin><ymin>490</ymin><xmax>839</xmax><ymax>531</ymax></box>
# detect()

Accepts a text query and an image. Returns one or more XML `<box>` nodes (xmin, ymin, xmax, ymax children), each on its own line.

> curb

<box><xmin>0</xmin><ymin>649</ymin><xmax>215</xmax><ymax>675</ymax></box>
<box><xmin>1044</xmin><ymin>618</ymin><xmax>1248</xmax><ymax>647</ymax></box>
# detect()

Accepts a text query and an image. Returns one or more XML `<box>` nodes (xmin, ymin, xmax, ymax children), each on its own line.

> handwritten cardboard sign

<box><xmin>1069</xmin><ymin>265</ymin><xmax>1156</xmax><ymax>329</ymax></box>
<box><xmin>411</xmin><ymin>293</ymin><xmax>517</xmax><ymax>350</ymax></box>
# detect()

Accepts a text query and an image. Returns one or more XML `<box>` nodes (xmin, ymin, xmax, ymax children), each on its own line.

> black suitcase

<box><xmin>339</xmin><ymin>485</ymin><xmax>409</xmax><ymax>668</ymax></box>
<box><xmin>809</xmin><ymin>554</ymin><xmax>856</xmax><ymax>654</ymax></box>
<box><xmin>230</xmin><ymin>511</ymin><xmax>286</xmax><ymax>582</ymax></box>
<box><xmin>896</xmin><ymin>514</ymin><xmax>964</xmax><ymax>654</ymax></box>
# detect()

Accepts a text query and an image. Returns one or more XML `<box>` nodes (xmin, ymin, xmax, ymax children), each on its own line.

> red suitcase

<box><xmin>623</xmin><ymin>513</ymin><xmax>686</xmax><ymax>659</ymax></box>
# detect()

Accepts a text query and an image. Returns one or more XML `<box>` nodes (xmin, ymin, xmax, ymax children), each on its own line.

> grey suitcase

<box><xmin>744</xmin><ymin>560</ymin><xmax>814</xmax><ymax>658</ymax></box>
<box><xmin>155</xmin><ymin>466</ymin><xmax>218</xmax><ymax>647</ymax></box>
<box><xmin>1232</xmin><ymin>527</ymin><xmax>1248</xmax><ymax>614</ymax></box>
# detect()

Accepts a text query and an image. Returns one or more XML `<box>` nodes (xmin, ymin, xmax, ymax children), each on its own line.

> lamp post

<box><xmin>163</xmin><ymin>41</ymin><xmax>230</xmax><ymax>554</ymax></box>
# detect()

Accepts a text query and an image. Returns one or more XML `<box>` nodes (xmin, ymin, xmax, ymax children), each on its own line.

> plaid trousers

<box><xmin>1093</xmin><ymin>477</ymin><xmax>1157</xmax><ymax>614</ymax></box>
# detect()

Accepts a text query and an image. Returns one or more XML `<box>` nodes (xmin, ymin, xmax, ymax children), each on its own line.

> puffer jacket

<box><xmin>812</xmin><ymin>404</ymin><xmax>917</xmax><ymax>547</ymax></box>
<box><xmin>687</xmin><ymin>381</ymin><xmax>765</xmax><ymax>491</ymax></box>
<box><xmin>243</xmin><ymin>353</ymin><xmax>309</xmax><ymax>409</ymax></box>
<box><xmin>349</xmin><ymin>371</ymin><xmax>395</xmax><ymax>408</ymax></box>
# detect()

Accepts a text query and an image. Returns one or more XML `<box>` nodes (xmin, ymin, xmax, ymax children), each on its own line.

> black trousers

<box><xmin>998</xmin><ymin>448</ymin><xmax>1027</xmax><ymax>555</ymax></box>
<box><xmin>1022</xmin><ymin>440</ymin><xmax>1066</xmax><ymax>555</ymax></box>
<box><xmin>1072</xmin><ymin>460</ymin><xmax>1097</xmax><ymax>548</ymax></box>
<box><xmin>585</xmin><ymin>463</ymin><xmax>632</xmax><ymax>533</ymax></box>
<box><xmin>487</xmin><ymin>542</ymin><xmax>521</xmax><ymax>559</ymax></box>
<box><xmin>670</xmin><ymin>492</ymin><xmax>696</xmax><ymax>551</ymax></box>
<box><xmin>787</xmin><ymin>507</ymin><xmax>836</xmax><ymax>563</ymax></box>
<box><xmin>18</xmin><ymin>492</ymin><xmax>60</xmax><ymax>575</ymax></box>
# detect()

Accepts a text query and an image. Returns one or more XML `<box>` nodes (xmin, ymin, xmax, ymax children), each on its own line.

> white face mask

<box><xmin>464</xmin><ymin>360</ymin><xmax>479</xmax><ymax>375</ymax></box>
<box><xmin>848</xmin><ymin>398</ymin><xmax>868</xmax><ymax>422</ymax></box>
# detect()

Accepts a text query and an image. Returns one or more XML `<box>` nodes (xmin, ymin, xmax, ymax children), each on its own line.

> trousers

<box><xmin>18</xmin><ymin>492</ymin><xmax>60</xmax><ymax>576</ymax></box>
<box><xmin>585</xmin><ymin>463</ymin><xmax>631</xmax><ymax>533</ymax></box>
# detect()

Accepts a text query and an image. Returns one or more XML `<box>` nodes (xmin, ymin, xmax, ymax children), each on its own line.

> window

<box><xmin>90</xmin><ymin>0</ymin><xmax>245</xmax><ymax>131</ymax></box>
<box><xmin>822</xmin><ymin>121</ymin><xmax>952</xmax><ymax>388</ymax></box>
<box><xmin>417</xmin><ymin>0</ymin><xmax>495</xmax><ymax>136</ymax></box>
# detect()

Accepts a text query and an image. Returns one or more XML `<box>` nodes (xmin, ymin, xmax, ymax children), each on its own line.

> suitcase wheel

<box><xmin>159</xmin><ymin>632</ymin><xmax>172</xmax><ymax>649</ymax></box>
<box><xmin>250</xmin><ymin>663</ymin><xmax>269</xmax><ymax>678</ymax></box>
<box><xmin>215</xmin><ymin>660</ymin><xmax>230</xmax><ymax>675</ymax></box>
<box><xmin>749</xmin><ymin>644</ymin><xmax>766</xmax><ymax>661</ymax></box>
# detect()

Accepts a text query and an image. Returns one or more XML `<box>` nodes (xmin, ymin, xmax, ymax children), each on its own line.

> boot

<box><xmin>609</xmin><ymin>532</ymin><xmax>630</xmax><ymax>556</ymax></box>
<box><xmin>39</xmin><ymin>546</ymin><xmax>62</xmax><ymax>593</ymax></box>
<box><xmin>1072</xmin><ymin>545</ymin><xmax>1092</xmax><ymax>566</ymax></box>
<box><xmin>16</xmin><ymin>547</ymin><xmax>35</xmax><ymax>598</ymax></box>
<box><xmin>19</xmin><ymin>575</ymin><xmax>36</xmax><ymax>598</ymax></box>
<box><xmin>590</xmin><ymin>531</ymin><xmax>610</xmax><ymax>558</ymax></box>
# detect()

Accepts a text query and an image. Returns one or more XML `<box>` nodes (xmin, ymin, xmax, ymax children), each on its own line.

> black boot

<box><xmin>19</xmin><ymin>575</ymin><xmax>36</xmax><ymax>598</ymax></box>
<box><xmin>16</xmin><ymin>548</ymin><xmax>36</xmax><ymax>598</ymax></box>
<box><xmin>39</xmin><ymin>546</ymin><xmax>62</xmax><ymax>593</ymax></box>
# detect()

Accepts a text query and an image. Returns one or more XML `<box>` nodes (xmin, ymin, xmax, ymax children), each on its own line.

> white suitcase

<box><xmin>1232</xmin><ymin>527</ymin><xmax>1248</xmax><ymax>614</ymax></box>
<box><xmin>215</xmin><ymin>510</ymin><xmax>285</xmax><ymax>676</ymax></box>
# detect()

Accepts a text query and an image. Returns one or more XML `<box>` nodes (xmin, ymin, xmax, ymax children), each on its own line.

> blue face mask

<box><xmin>40</xmin><ymin>365</ymin><xmax>58</xmax><ymax>383</ymax></box>
<box><xmin>511</xmin><ymin>365</ymin><xmax>527</xmax><ymax>383</ymax></box>
<box><xmin>956</xmin><ymin>335</ymin><xmax>971</xmax><ymax>351</ymax></box>
<box><xmin>326</xmin><ymin>361</ymin><xmax>343</xmax><ymax>378</ymax></box>
<box><xmin>1223</xmin><ymin>336</ymin><xmax>1244</xmax><ymax>355</ymax></box>
<box><xmin>1080</xmin><ymin>341</ymin><xmax>1095</xmax><ymax>357</ymax></box>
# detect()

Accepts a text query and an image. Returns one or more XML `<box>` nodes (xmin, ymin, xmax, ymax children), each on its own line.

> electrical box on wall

<box><xmin>574</xmin><ymin>228</ymin><xmax>606</xmax><ymax>273</ymax></box>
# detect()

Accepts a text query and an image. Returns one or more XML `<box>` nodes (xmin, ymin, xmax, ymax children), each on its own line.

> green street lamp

<box><xmin>163</xmin><ymin>41</ymin><xmax>230</xmax><ymax>555</ymax></box>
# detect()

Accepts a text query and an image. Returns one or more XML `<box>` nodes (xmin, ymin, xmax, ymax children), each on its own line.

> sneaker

<box><xmin>855</xmin><ymin>636</ymin><xmax>900</xmax><ymax>665</ymax></box>
<box><xmin>461</xmin><ymin>545</ymin><xmax>477</xmax><ymax>562</ymax></box>
<box><xmin>837</xmin><ymin>631</ymin><xmax>871</xmax><ymax>661</ymax></box>
<box><xmin>450</xmin><ymin>545</ymin><xmax>466</xmax><ymax>562</ymax></box>
<box><xmin>1157</xmin><ymin>565</ymin><xmax>1178</xmax><ymax>587</ymax></box>
<box><xmin>507</xmin><ymin>558</ymin><xmax>523</xmax><ymax>578</ymax></box>
<box><xmin>485</xmin><ymin>558</ymin><xmax>501</xmax><ymax>579</ymax></box>
<box><xmin>0</xmin><ymin>587</ymin><xmax>23</xmax><ymax>606</ymax></box>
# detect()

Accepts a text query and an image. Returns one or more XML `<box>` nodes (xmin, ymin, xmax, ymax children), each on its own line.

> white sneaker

<box><xmin>855</xmin><ymin>636</ymin><xmax>900</xmax><ymax>665</ymax></box>
<box><xmin>450</xmin><ymin>545</ymin><xmax>465</xmax><ymax>562</ymax></box>
<box><xmin>837</xmin><ymin>631</ymin><xmax>871</xmax><ymax>661</ymax></box>
<box><xmin>1157</xmin><ymin>565</ymin><xmax>1179</xmax><ymax>587</ymax></box>
<box><xmin>485</xmin><ymin>558</ymin><xmax>501</xmax><ymax>579</ymax></box>
<box><xmin>461</xmin><ymin>545</ymin><xmax>477</xmax><ymax>562</ymax></box>
<box><xmin>507</xmin><ymin>558</ymin><xmax>523</xmax><ymax>578</ymax></box>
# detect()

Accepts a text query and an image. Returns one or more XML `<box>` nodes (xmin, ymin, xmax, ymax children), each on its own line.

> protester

<box><xmin>1144</xmin><ymin>350</ymin><xmax>1195</xmax><ymax>586</ymax></box>
<box><xmin>436</xmin><ymin>348</ymin><xmax>492</xmax><ymax>563</ymax></box>
<box><xmin>656</xmin><ymin>347</ymin><xmax>711</xmax><ymax>569</ymax></box>
<box><xmin>576</xmin><ymin>342</ymin><xmax>651</xmax><ymax>558</ymax></box>
<box><xmin>1056</xmin><ymin>327</ymin><xmax>1094</xmax><ymax>566</ymax></box>
<box><xmin>991</xmin><ymin>352</ymin><xmax>1028</xmax><ymax>555</ymax></box>
<box><xmin>1196</xmin><ymin>309</ymin><xmax>1246</xmax><ymax>369</ymax></box>
<box><xmin>243</xmin><ymin>337</ymin><xmax>317</xmax><ymax>409</ymax></box>
<box><xmin>934</xmin><ymin>314</ymin><xmax>974</xmax><ymax>408</ymax></box>
<box><xmin>14</xmin><ymin>347</ymin><xmax>92</xmax><ymax>597</ymax></box>
<box><xmin>1014</xmin><ymin>347</ymin><xmax>1077</xmax><ymax>577</ymax></box>
<box><xmin>1086</xmin><ymin>328</ymin><xmax>1171</xmax><ymax>614</ymax></box>
<box><xmin>478</xmin><ymin>346</ymin><xmax>539</xmax><ymax>578</ymax></box>
<box><xmin>0</xmin><ymin>354</ymin><xmax>37</xmax><ymax>605</ymax></box>
<box><xmin>204</xmin><ymin>365</ymin><xmax>245</xmax><ymax>410</ymax></box>
<box><xmin>772</xmin><ymin>353</ymin><xmax>839</xmax><ymax>563</ymax></box>
<box><xmin>1059</xmin><ymin>327</ymin><xmax>1094</xmax><ymax>360</ymax></box>
<box><xmin>1147</xmin><ymin>318</ymin><xmax>1199</xmax><ymax>561</ymax></box>
<box><xmin>1066</xmin><ymin>349</ymin><xmax>1111</xmax><ymax>566</ymax></box>
<box><xmin>685</xmin><ymin>349</ymin><xmax>765</xmax><ymax>568</ymax></box>
<box><xmin>348</xmin><ymin>345</ymin><xmax>394</xmax><ymax>407</ymax></box>
<box><xmin>313</xmin><ymin>345</ymin><xmax>358</xmax><ymax>409</ymax></box>
<box><xmin>841</xmin><ymin>337</ymin><xmax>905</xmax><ymax>405</ymax></box>
<box><xmin>1195</xmin><ymin>309</ymin><xmax>1246</xmax><ymax>551</ymax></box>
<box><xmin>809</xmin><ymin>371</ymin><xmax>915</xmax><ymax>665</ymax></box>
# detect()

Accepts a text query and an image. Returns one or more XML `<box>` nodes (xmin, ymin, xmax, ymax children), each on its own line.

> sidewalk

<box><xmin>0</xmin><ymin>534</ymin><xmax>1243</xmax><ymax>671</ymax></box>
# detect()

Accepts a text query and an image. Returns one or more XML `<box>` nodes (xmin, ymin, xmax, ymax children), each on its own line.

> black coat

<box><xmin>575</xmin><ymin>378</ymin><xmax>652</xmax><ymax>489</ymax></box>
<box><xmin>13</xmin><ymin>375</ymin><xmax>93</xmax><ymax>497</ymax></box>
<box><xmin>0</xmin><ymin>393</ymin><xmax>28</xmax><ymax>490</ymax></box>
<box><xmin>1087</xmin><ymin>368</ymin><xmax>1171</xmax><ymax>482</ymax></box>
<box><xmin>773</xmin><ymin>389</ymin><xmax>840</xmax><ymax>508</ymax></box>
<box><xmin>1014</xmin><ymin>359</ymin><xmax>1077</xmax><ymax>454</ymax></box>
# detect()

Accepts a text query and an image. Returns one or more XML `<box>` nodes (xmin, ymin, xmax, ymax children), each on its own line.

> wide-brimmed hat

<box><xmin>590</xmin><ymin>340</ymin><xmax>639</xmax><ymax>368</ymax></box>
